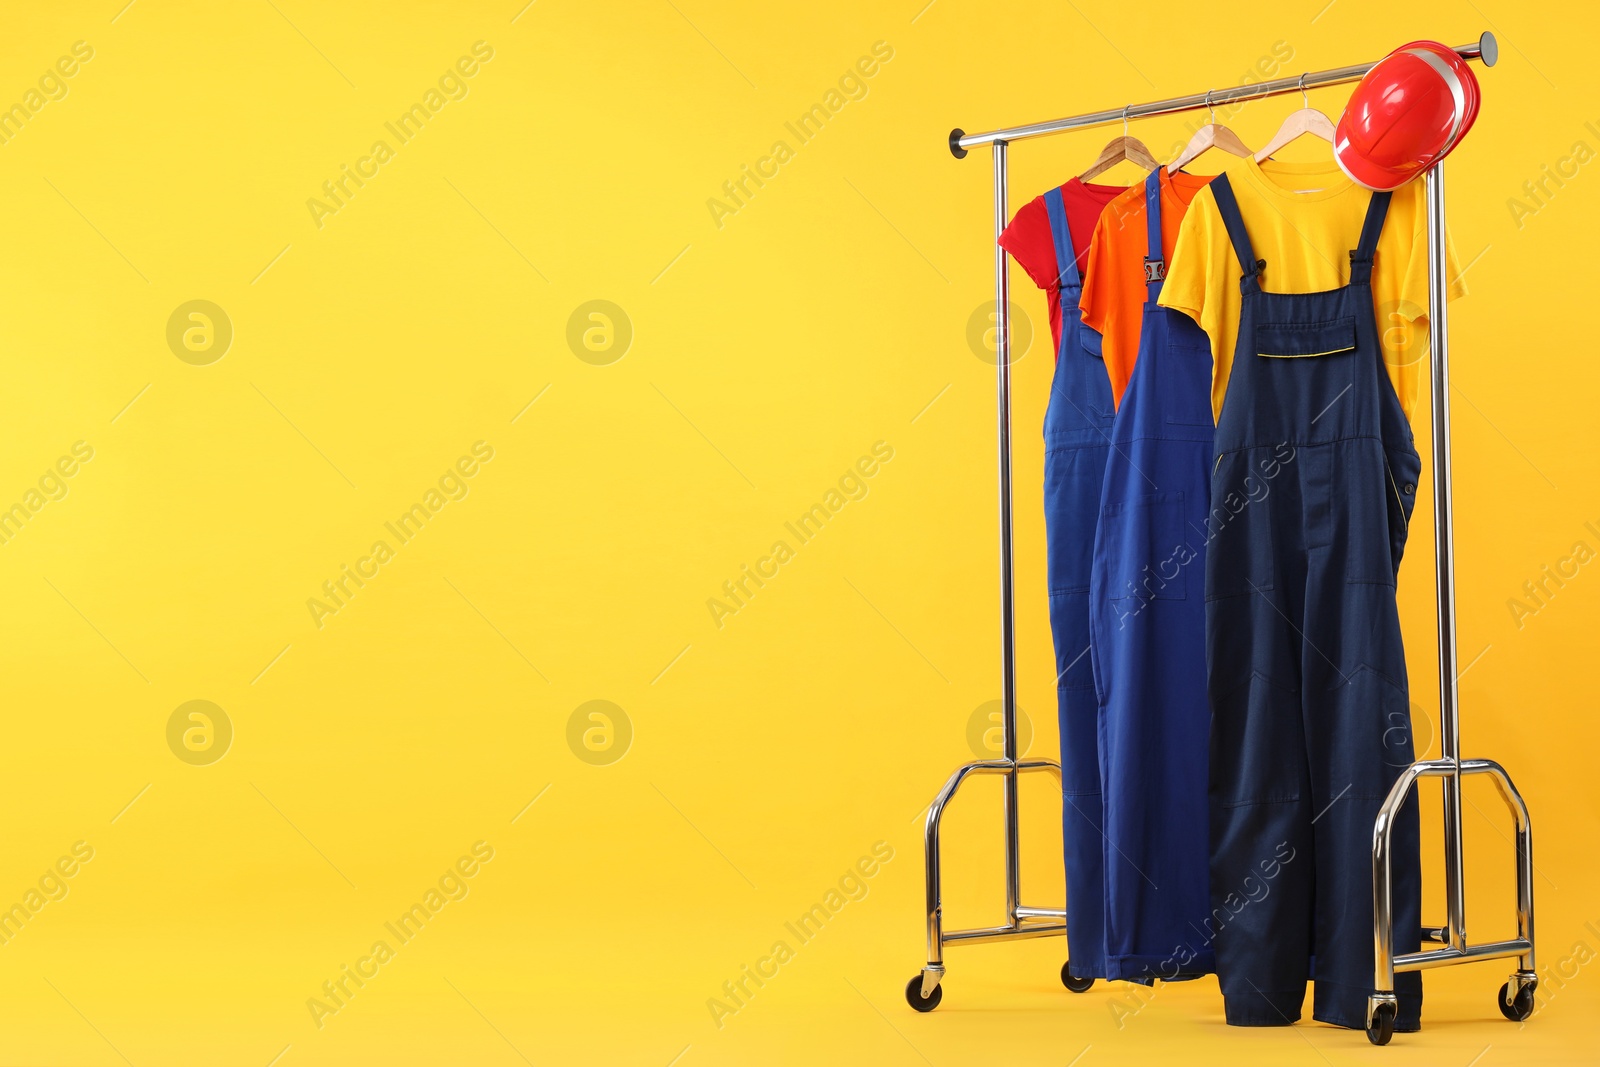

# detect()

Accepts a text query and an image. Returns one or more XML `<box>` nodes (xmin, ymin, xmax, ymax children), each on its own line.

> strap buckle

<box><xmin>1143</xmin><ymin>257</ymin><xmax>1166</xmax><ymax>283</ymax></box>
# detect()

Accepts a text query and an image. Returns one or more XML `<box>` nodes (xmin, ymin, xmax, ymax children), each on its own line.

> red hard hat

<box><xmin>1334</xmin><ymin>40</ymin><xmax>1480</xmax><ymax>191</ymax></box>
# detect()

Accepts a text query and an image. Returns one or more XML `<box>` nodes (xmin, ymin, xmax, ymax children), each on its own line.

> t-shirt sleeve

<box><xmin>1159</xmin><ymin>188</ymin><xmax>1220</xmax><ymax>331</ymax></box>
<box><xmin>998</xmin><ymin>195</ymin><xmax>1061</xmax><ymax>292</ymax></box>
<box><xmin>1161</xmin><ymin>189</ymin><xmax>1240</xmax><ymax>419</ymax></box>
<box><xmin>1397</xmin><ymin>213</ymin><xmax>1469</xmax><ymax>319</ymax></box>
<box><xmin>1384</xmin><ymin>184</ymin><xmax>1466</xmax><ymax>422</ymax></box>
<box><xmin>1079</xmin><ymin>208</ymin><xmax>1116</xmax><ymax>336</ymax></box>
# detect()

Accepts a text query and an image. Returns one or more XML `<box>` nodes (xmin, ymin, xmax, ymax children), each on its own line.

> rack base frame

<box><xmin>911</xmin><ymin>33</ymin><xmax>1539</xmax><ymax>1047</ymax></box>
<box><xmin>909</xmin><ymin>757</ymin><xmax>1075</xmax><ymax>1013</ymax></box>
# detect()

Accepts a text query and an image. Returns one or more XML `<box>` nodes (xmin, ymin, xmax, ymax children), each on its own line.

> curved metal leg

<box><xmin>922</xmin><ymin>758</ymin><xmax>1005</xmax><ymax>993</ymax></box>
<box><xmin>1481</xmin><ymin>760</ymin><xmax>1538</xmax><ymax>982</ymax></box>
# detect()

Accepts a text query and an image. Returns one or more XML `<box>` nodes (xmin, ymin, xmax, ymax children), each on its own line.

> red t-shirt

<box><xmin>998</xmin><ymin>177</ymin><xmax>1128</xmax><ymax>356</ymax></box>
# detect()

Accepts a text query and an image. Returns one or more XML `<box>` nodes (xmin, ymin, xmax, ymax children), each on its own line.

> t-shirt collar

<box><xmin>1244</xmin><ymin>156</ymin><xmax>1357</xmax><ymax>204</ymax></box>
<box><xmin>1163</xmin><ymin>168</ymin><xmax>1211</xmax><ymax>209</ymax></box>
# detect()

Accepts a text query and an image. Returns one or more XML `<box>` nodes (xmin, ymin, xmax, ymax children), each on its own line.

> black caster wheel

<box><xmin>1060</xmin><ymin>962</ymin><xmax>1094</xmax><ymax>993</ymax></box>
<box><xmin>905</xmin><ymin>975</ymin><xmax>942</xmax><ymax>1012</ymax></box>
<box><xmin>1498</xmin><ymin>981</ymin><xmax>1535</xmax><ymax>1022</ymax></box>
<box><xmin>1366</xmin><ymin>1002</ymin><xmax>1396</xmax><ymax>1046</ymax></box>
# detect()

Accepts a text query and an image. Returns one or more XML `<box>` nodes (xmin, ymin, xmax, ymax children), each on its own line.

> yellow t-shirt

<box><xmin>1158</xmin><ymin>157</ymin><xmax>1466</xmax><ymax>423</ymax></box>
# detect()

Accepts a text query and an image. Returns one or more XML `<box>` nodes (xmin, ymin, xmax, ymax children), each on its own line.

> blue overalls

<box><xmin>1204</xmin><ymin>175</ymin><xmax>1423</xmax><ymax>1030</ymax></box>
<box><xmin>1089</xmin><ymin>170</ymin><xmax>1216</xmax><ymax>983</ymax></box>
<box><xmin>1040</xmin><ymin>186</ymin><xmax>1115</xmax><ymax>980</ymax></box>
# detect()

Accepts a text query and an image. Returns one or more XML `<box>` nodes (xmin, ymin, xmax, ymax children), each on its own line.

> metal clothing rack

<box><xmin>908</xmin><ymin>32</ymin><xmax>1537</xmax><ymax>1046</ymax></box>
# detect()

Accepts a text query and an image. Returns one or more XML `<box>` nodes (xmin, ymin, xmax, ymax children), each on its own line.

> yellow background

<box><xmin>0</xmin><ymin>1</ymin><xmax>1595</xmax><ymax>1064</ymax></box>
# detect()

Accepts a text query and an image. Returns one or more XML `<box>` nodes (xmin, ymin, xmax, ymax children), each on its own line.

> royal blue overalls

<box><xmin>1040</xmin><ymin>186</ymin><xmax>1115</xmax><ymax>980</ymax></box>
<box><xmin>1205</xmin><ymin>174</ymin><xmax>1423</xmax><ymax>1030</ymax></box>
<box><xmin>1088</xmin><ymin>170</ymin><xmax>1216</xmax><ymax>983</ymax></box>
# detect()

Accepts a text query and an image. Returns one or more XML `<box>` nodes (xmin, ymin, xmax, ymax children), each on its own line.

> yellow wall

<box><xmin>0</xmin><ymin>2</ymin><xmax>1594</xmax><ymax>1064</ymax></box>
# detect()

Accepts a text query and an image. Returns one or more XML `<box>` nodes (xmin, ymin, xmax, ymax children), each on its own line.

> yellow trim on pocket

<box><xmin>1257</xmin><ymin>347</ymin><xmax>1356</xmax><ymax>358</ymax></box>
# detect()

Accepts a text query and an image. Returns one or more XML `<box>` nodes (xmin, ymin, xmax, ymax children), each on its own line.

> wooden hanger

<box><xmin>1168</xmin><ymin>91</ymin><xmax>1252</xmax><ymax>175</ymax></box>
<box><xmin>1079</xmin><ymin>105</ymin><xmax>1159</xmax><ymax>181</ymax></box>
<box><xmin>1253</xmin><ymin>75</ymin><xmax>1335</xmax><ymax>163</ymax></box>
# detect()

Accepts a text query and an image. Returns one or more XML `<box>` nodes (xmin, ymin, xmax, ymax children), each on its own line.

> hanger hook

<box><xmin>1204</xmin><ymin>89</ymin><xmax>1215</xmax><ymax>125</ymax></box>
<box><xmin>1122</xmin><ymin>104</ymin><xmax>1131</xmax><ymax>136</ymax></box>
<box><xmin>1298</xmin><ymin>73</ymin><xmax>1309</xmax><ymax>109</ymax></box>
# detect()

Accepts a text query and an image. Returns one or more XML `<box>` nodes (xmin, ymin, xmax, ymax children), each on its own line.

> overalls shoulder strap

<box><xmin>1207</xmin><ymin>174</ymin><xmax>1264</xmax><ymax>295</ymax></box>
<box><xmin>1143</xmin><ymin>170</ymin><xmax>1165</xmax><ymax>301</ymax></box>
<box><xmin>1043</xmin><ymin>185</ymin><xmax>1082</xmax><ymax>292</ymax></box>
<box><xmin>1348</xmin><ymin>190</ymin><xmax>1393</xmax><ymax>286</ymax></box>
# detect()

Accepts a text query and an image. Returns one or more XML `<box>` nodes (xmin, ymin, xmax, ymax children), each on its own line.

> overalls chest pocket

<box><xmin>1255</xmin><ymin>317</ymin><xmax>1358</xmax><ymax>359</ymax></box>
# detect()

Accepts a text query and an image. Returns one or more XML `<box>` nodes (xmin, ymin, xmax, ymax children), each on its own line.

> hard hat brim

<box><xmin>1333</xmin><ymin>134</ymin><xmax>1426</xmax><ymax>191</ymax></box>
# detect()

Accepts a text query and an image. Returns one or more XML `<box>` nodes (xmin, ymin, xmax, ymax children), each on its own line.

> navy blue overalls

<box><xmin>1089</xmin><ymin>170</ymin><xmax>1216</xmax><ymax>983</ymax></box>
<box><xmin>1040</xmin><ymin>186</ymin><xmax>1115</xmax><ymax>980</ymax></box>
<box><xmin>1205</xmin><ymin>174</ymin><xmax>1423</xmax><ymax>1030</ymax></box>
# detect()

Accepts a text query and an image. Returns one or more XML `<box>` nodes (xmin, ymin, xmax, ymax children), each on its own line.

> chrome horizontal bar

<box><xmin>1014</xmin><ymin>905</ymin><xmax>1067</xmax><ymax>920</ymax></box>
<box><xmin>1400</xmin><ymin>756</ymin><xmax>1524</xmax><ymax>784</ymax></box>
<box><xmin>928</xmin><ymin>757</ymin><xmax>1062</xmax><ymax>784</ymax></box>
<box><xmin>942</xmin><ymin>922</ymin><xmax>1068</xmax><ymax>946</ymax></box>
<box><xmin>952</xmin><ymin>32</ymin><xmax>1496</xmax><ymax>154</ymax></box>
<box><xmin>1394</xmin><ymin>938</ymin><xmax>1532</xmax><ymax>972</ymax></box>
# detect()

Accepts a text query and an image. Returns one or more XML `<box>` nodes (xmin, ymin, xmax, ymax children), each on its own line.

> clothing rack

<box><xmin>911</xmin><ymin>32</ymin><xmax>1537</xmax><ymax>1045</ymax></box>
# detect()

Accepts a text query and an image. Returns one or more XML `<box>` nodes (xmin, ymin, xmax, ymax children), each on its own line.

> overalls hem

<box><xmin>1104</xmin><ymin>951</ymin><xmax>1216</xmax><ymax>984</ymax></box>
<box><xmin>1222</xmin><ymin>988</ymin><xmax>1304</xmax><ymax>1026</ymax></box>
<box><xmin>1310</xmin><ymin>979</ymin><xmax>1422</xmax><ymax>1032</ymax></box>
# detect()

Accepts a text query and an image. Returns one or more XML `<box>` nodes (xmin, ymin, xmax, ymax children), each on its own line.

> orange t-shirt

<box><xmin>1080</xmin><ymin>169</ymin><xmax>1214</xmax><ymax>408</ymax></box>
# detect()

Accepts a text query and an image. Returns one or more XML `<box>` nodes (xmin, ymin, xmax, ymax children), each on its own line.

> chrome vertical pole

<box><xmin>993</xmin><ymin>139</ymin><xmax>1022</xmax><ymax>926</ymax></box>
<box><xmin>1424</xmin><ymin>162</ymin><xmax>1467</xmax><ymax>953</ymax></box>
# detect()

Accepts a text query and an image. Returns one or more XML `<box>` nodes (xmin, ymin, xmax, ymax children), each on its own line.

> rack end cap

<box><xmin>949</xmin><ymin>128</ymin><xmax>968</xmax><ymax>159</ymax></box>
<box><xmin>1479</xmin><ymin>31</ymin><xmax>1498</xmax><ymax>67</ymax></box>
